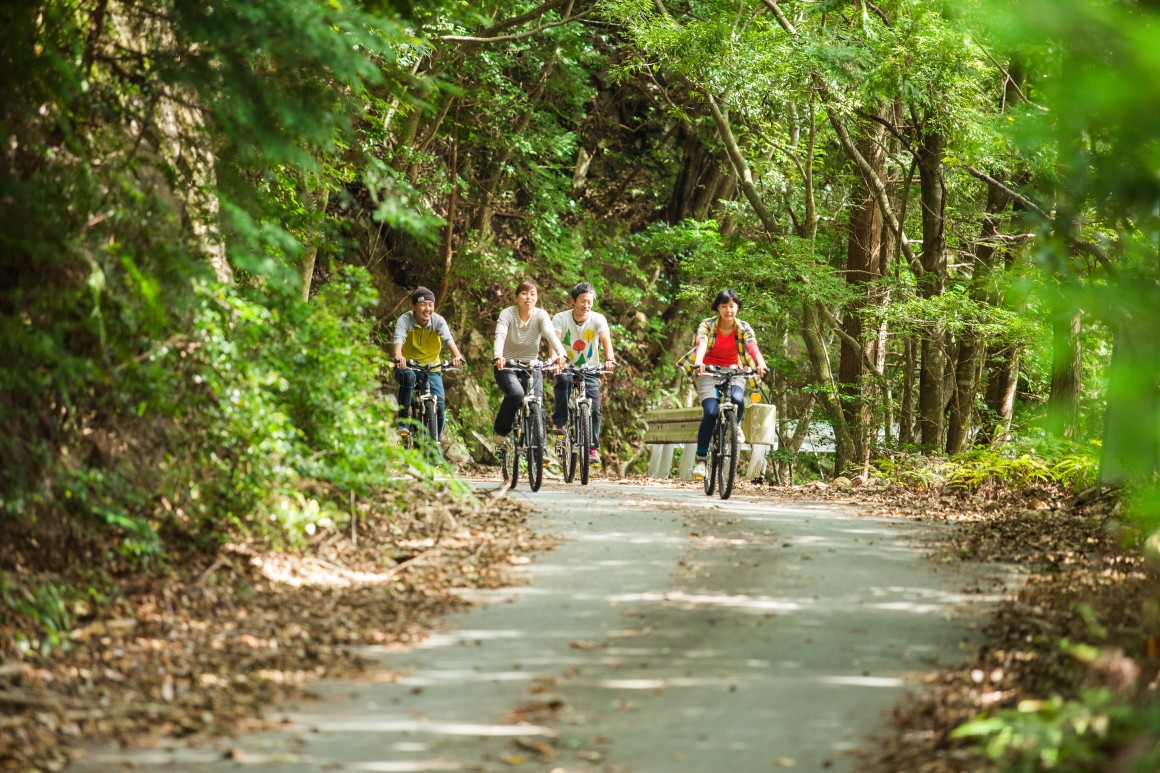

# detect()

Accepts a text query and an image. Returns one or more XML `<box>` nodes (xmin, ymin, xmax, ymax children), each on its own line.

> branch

<box><xmin>853</xmin><ymin>108</ymin><xmax>910</xmax><ymax>151</ymax></box>
<box><xmin>441</xmin><ymin>6</ymin><xmax>585</xmax><ymax>43</ymax></box>
<box><xmin>707</xmin><ymin>93</ymin><xmax>780</xmax><ymax>236</ymax></box>
<box><xmin>758</xmin><ymin>0</ymin><xmax>796</xmax><ymax>35</ymax></box>
<box><xmin>977</xmin><ymin>45</ymin><xmax>1049</xmax><ymax>113</ymax></box>
<box><xmin>818</xmin><ymin>304</ymin><xmax>882</xmax><ymax>377</ymax></box>
<box><xmin>478</xmin><ymin>0</ymin><xmax>570</xmax><ymax>37</ymax></box>
<box><xmin>965</xmin><ymin>166</ymin><xmax>1047</xmax><ymax>218</ymax></box>
<box><xmin>827</xmin><ymin>108</ymin><xmax>922</xmax><ymax>274</ymax></box>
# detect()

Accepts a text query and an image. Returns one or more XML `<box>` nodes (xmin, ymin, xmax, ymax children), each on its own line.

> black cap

<box><xmin>411</xmin><ymin>287</ymin><xmax>436</xmax><ymax>304</ymax></box>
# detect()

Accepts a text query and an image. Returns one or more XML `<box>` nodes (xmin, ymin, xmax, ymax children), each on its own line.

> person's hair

<box><xmin>516</xmin><ymin>280</ymin><xmax>538</xmax><ymax>295</ymax></box>
<box><xmin>571</xmin><ymin>281</ymin><xmax>595</xmax><ymax>300</ymax></box>
<box><xmin>411</xmin><ymin>286</ymin><xmax>436</xmax><ymax>304</ymax></box>
<box><xmin>712</xmin><ymin>288</ymin><xmax>742</xmax><ymax>312</ymax></box>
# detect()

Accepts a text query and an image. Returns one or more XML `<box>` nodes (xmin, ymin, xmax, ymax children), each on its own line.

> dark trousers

<box><xmin>552</xmin><ymin>372</ymin><xmax>602</xmax><ymax>450</ymax></box>
<box><xmin>697</xmin><ymin>384</ymin><xmax>745</xmax><ymax>456</ymax></box>
<box><xmin>493</xmin><ymin>368</ymin><xmax>542</xmax><ymax>436</ymax></box>
<box><xmin>395</xmin><ymin>369</ymin><xmax>446</xmax><ymax>435</ymax></box>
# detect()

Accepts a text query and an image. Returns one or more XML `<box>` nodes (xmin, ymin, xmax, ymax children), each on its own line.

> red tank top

<box><xmin>703</xmin><ymin>328</ymin><xmax>739</xmax><ymax>366</ymax></box>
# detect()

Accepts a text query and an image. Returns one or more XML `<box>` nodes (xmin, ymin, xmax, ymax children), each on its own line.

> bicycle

<box><xmin>551</xmin><ymin>364</ymin><xmax>610</xmax><ymax>485</ymax></box>
<box><xmin>496</xmin><ymin>360</ymin><xmax>552</xmax><ymax>492</ymax></box>
<box><xmin>397</xmin><ymin>359</ymin><xmax>460</xmax><ymax>459</ymax></box>
<box><xmin>701</xmin><ymin>365</ymin><xmax>760</xmax><ymax>500</ymax></box>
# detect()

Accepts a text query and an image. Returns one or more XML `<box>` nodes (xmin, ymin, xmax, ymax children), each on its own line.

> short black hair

<box><xmin>411</xmin><ymin>287</ymin><xmax>436</xmax><ymax>304</ymax></box>
<box><xmin>712</xmin><ymin>289</ymin><xmax>742</xmax><ymax>311</ymax></box>
<box><xmin>571</xmin><ymin>281</ymin><xmax>595</xmax><ymax>300</ymax></box>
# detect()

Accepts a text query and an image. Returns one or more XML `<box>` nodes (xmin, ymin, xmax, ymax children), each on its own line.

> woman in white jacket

<box><xmin>492</xmin><ymin>280</ymin><xmax>568</xmax><ymax>440</ymax></box>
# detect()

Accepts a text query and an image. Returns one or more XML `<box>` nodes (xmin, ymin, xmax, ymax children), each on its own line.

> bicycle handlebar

<box><xmin>553</xmin><ymin>364</ymin><xmax>612</xmax><ymax>377</ymax></box>
<box><xmin>701</xmin><ymin>365</ymin><xmax>762</xmax><ymax>379</ymax></box>
<box><xmin>401</xmin><ymin>359</ymin><xmax>463</xmax><ymax>372</ymax></box>
<box><xmin>498</xmin><ymin>359</ymin><xmax>553</xmax><ymax>372</ymax></box>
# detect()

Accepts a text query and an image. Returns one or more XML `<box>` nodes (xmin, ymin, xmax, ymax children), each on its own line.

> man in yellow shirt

<box><xmin>392</xmin><ymin>287</ymin><xmax>464</xmax><ymax>438</ymax></box>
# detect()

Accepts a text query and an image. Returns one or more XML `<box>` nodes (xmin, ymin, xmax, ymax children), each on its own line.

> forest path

<box><xmin>71</xmin><ymin>481</ymin><xmax>1009</xmax><ymax>772</ymax></box>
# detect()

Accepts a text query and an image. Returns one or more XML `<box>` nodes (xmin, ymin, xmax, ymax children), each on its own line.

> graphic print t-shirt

<box><xmin>552</xmin><ymin>310</ymin><xmax>609</xmax><ymax>367</ymax></box>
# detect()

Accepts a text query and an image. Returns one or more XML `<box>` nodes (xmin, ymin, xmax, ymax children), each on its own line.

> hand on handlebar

<box><xmin>694</xmin><ymin>361</ymin><xmax>705</xmax><ymax>377</ymax></box>
<box><xmin>604</xmin><ymin>359</ymin><xmax>616</xmax><ymax>371</ymax></box>
<box><xmin>394</xmin><ymin>355</ymin><xmax>408</xmax><ymax>370</ymax></box>
<box><xmin>493</xmin><ymin>356</ymin><xmax>506</xmax><ymax>370</ymax></box>
<box><xmin>551</xmin><ymin>355</ymin><xmax>565</xmax><ymax>375</ymax></box>
<box><xmin>451</xmin><ymin>355</ymin><xmax>464</xmax><ymax>367</ymax></box>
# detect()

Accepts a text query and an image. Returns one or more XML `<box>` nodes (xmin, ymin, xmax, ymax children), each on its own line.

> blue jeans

<box><xmin>396</xmin><ymin>369</ymin><xmax>445</xmax><ymax>435</ymax></box>
<box><xmin>552</xmin><ymin>372</ymin><xmax>602</xmax><ymax>450</ymax></box>
<box><xmin>697</xmin><ymin>384</ymin><xmax>745</xmax><ymax>456</ymax></box>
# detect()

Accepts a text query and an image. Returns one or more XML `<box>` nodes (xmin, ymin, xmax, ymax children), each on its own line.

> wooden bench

<box><xmin>643</xmin><ymin>402</ymin><xmax>778</xmax><ymax>480</ymax></box>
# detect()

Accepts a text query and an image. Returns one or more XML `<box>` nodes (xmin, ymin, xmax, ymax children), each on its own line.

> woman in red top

<box><xmin>689</xmin><ymin>289</ymin><xmax>768</xmax><ymax>481</ymax></box>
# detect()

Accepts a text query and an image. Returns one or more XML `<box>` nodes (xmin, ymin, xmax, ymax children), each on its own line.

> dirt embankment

<box><xmin>1</xmin><ymin>489</ymin><xmax>545</xmax><ymax>772</ymax></box>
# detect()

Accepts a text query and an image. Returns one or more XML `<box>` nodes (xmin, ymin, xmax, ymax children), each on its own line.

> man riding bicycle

<box><xmin>551</xmin><ymin>282</ymin><xmax>616</xmax><ymax>467</ymax></box>
<box><xmin>392</xmin><ymin>287</ymin><xmax>465</xmax><ymax>439</ymax></box>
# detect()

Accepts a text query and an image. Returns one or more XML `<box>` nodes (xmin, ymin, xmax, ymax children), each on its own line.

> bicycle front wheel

<box><xmin>526</xmin><ymin>405</ymin><xmax>544</xmax><ymax>492</ymax></box>
<box><xmin>578</xmin><ymin>403</ymin><xmax>592</xmax><ymax>486</ymax></box>
<box><xmin>719</xmin><ymin>418</ymin><xmax>739</xmax><ymax>499</ymax></box>
<box><xmin>423</xmin><ymin>399</ymin><xmax>442</xmax><ymax>459</ymax></box>
<box><xmin>704</xmin><ymin>429</ymin><xmax>719</xmax><ymax>496</ymax></box>
<box><xmin>563</xmin><ymin>412</ymin><xmax>577</xmax><ymax>484</ymax></box>
<box><xmin>508</xmin><ymin>420</ymin><xmax>521</xmax><ymax>490</ymax></box>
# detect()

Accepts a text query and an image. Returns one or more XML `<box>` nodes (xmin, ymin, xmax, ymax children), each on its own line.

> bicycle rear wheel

<box><xmin>719</xmin><ymin>418</ymin><xmax>739</xmax><ymax>499</ymax></box>
<box><xmin>526</xmin><ymin>405</ymin><xmax>544</xmax><ymax>492</ymax></box>
<box><xmin>578</xmin><ymin>403</ymin><xmax>592</xmax><ymax>486</ymax></box>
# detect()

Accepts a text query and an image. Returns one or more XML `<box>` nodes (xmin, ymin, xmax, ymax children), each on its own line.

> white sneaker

<box><xmin>736</xmin><ymin>426</ymin><xmax>746</xmax><ymax>445</ymax></box>
<box><xmin>692</xmin><ymin>460</ymin><xmax>707</xmax><ymax>480</ymax></box>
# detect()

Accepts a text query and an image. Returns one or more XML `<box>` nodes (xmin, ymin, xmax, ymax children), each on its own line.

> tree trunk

<box><xmin>946</xmin><ymin>184</ymin><xmax>1013</xmax><ymax>453</ymax></box>
<box><xmin>916</xmin><ymin>129</ymin><xmax>948</xmax><ymax>451</ymax></box>
<box><xmin>977</xmin><ymin>345</ymin><xmax>1020</xmax><ymax>446</ymax></box>
<box><xmin>836</xmin><ymin>113</ymin><xmax>888</xmax><ymax>472</ymax></box>
<box><xmin>898</xmin><ymin>337</ymin><xmax>918</xmax><ymax>445</ymax></box>
<box><xmin>300</xmin><ymin>188</ymin><xmax>330</xmax><ymax>302</ymax></box>
<box><xmin>1045</xmin><ymin>303</ymin><xmax>1082</xmax><ymax>438</ymax></box>
<box><xmin>801</xmin><ymin>302</ymin><xmax>856</xmax><ymax>474</ymax></box>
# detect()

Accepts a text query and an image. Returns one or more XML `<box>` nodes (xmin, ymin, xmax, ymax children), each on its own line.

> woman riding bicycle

<box><xmin>492</xmin><ymin>281</ymin><xmax>568</xmax><ymax>447</ymax></box>
<box><xmin>681</xmin><ymin>289</ymin><xmax>768</xmax><ymax>482</ymax></box>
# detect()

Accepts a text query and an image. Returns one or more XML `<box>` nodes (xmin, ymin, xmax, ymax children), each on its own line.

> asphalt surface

<box><xmin>70</xmin><ymin>480</ymin><xmax>1009</xmax><ymax>772</ymax></box>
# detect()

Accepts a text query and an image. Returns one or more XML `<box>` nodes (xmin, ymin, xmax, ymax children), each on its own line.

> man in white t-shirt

<box><xmin>551</xmin><ymin>282</ymin><xmax>616</xmax><ymax>466</ymax></box>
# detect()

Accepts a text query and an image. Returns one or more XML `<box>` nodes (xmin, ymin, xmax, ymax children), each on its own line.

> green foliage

<box><xmin>872</xmin><ymin>441</ymin><xmax>1100</xmax><ymax>493</ymax></box>
<box><xmin>952</xmin><ymin>689</ymin><xmax>1159</xmax><ymax>772</ymax></box>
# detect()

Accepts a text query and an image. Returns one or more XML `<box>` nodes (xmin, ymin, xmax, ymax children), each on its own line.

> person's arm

<box><xmin>598</xmin><ymin>317</ymin><xmax>615</xmax><ymax>370</ymax></box>
<box><xmin>692</xmin><ymin>338</ymin><xmax>708</xmax><ymax>377</ymax></box>
<box><xmin>434</xmin><ymin>315</ymin><xmax>464</xmax><ymax>366</ymax></box>
<box><xmin>743</xmin><ymin>323</ymin><xmax>768</xmax><ymax>375</ymax></box>
<box><xmin>392</xmin><ymin>315</ymin><xmax>410</xmax><ymax>369</ymax></box>
<box><xmin>493</xmin><ymin>308</ymin><xmax>509</xmax><ymax>369</ymax></box>
<box><xmin>541</xmin><ymin>312</ymin><xmax>568</xmax><ymax>362</ymax></box>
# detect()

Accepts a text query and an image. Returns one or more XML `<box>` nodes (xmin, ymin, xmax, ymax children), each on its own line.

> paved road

<box><xmin>71</xmin><ymin>481</ymin><xmax>1007</xmax><ymax>772</ymax></box>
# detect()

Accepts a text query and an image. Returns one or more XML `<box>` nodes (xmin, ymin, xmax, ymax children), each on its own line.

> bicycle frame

<box><xmin>702</xmin><ymin>366</ymin><xmax>759</xmax><ymax>500</ymax></box>
<box><xmin>399</xmin><ymin>360</ymin><xmax>458</xmax><ymax>456</ymax></box>
<box><xmin>499</xmin><ymin>360</ymin><xmax>551</xmax><ymax>492</ymax></box>
<box><xmin>554</xmin><ymin>365</ymin><xmax>606</xmax><ymax>485</ymax></box>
